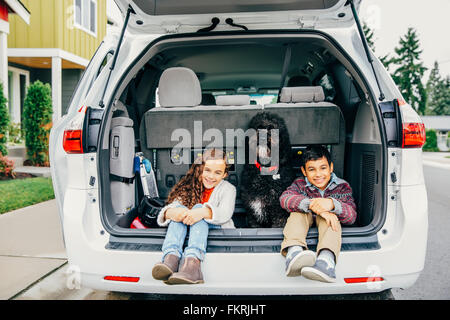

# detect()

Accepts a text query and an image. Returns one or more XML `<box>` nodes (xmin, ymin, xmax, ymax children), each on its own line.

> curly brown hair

<box><xmin>166</xmin><ymin>148</ymin><xmax>230</xmax><ymax>209</ymax></box>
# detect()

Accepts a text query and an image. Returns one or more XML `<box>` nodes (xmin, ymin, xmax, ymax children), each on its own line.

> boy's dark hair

<box><xmin>301</xmin><ymin>145</ymin><xmax>332</xmax><ymax>168</ymax></box>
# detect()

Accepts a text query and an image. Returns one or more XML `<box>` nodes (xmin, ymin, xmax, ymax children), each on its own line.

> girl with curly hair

<box><xmin>152</xmin><ymin>148</ymin><xmax>236</xmax><ymax>284</ymax></box>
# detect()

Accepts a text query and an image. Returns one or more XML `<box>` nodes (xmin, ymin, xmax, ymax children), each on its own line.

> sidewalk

<box><xmin>422</xmin><ymin>151</ymin><xmax>450</xmax><ymax>170</ymax></box>
<box><xmin>14</xmin><ymin>166</ymin><xmax>51</xmax><ymax>177</ymax></box>
<box><xmin>0</xmin><ymin>199</ymin><xmax>66</xmax><ymax>300</ymax></box>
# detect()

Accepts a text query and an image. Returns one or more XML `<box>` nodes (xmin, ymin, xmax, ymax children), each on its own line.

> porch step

<box><xmin>8</xmin><ymin>156</ymin><xmax>24</xmax><ymax>167</ymax></box>
<box><xmin>7</xmin><ymin>145</ymin><xmax>26</xmax><ymax>158</ymax></box>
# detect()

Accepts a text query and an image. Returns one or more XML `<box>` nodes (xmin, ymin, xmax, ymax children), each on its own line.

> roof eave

<box><xmin>5</xmin><ymin>0</ymin><xmax>30</xmax><ymax>25</ymax></box>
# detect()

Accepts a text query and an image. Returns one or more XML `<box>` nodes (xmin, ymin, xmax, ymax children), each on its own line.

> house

<box><xmin>0</xmin><ymin>0</ymin><xmax>30</xmax><ymax>100</ymax></box>
<box><xmin>421</xmin><ymin>116</ymin><xmax>450</xmax><ymax>151</ymax></box>
<box><xmin>6</xmin><ymin>0</ymin><xmax>107</xmax><ymax>124</ymax></box>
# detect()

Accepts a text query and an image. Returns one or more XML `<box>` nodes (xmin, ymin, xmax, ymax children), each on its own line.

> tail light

<box><xmin>63</xmin><ymin>106</ymin><xmax>87</xmax><ymax>154</ymax></box>
<box><xmin>402</xmin><ymin>122</ymin><xmax>426</xmax><ymax>148</ymax></box>
<box><xmin>396</xmin><ymin>99</ymin><xmax>426</xmax><ymax>148</ymax></box>
<box><xmin>63</xmin><ymin>130</ymin><xmax>83</xmax><ymax>153</ymax></box>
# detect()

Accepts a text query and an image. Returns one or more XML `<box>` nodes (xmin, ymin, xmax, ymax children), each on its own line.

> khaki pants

<box><xmin>280</xmin><ymin>211</ymin><xmax>341</xmax><ymax>262</ymax></box>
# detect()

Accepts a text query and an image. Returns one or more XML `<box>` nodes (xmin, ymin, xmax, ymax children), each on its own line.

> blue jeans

<box><xmin>161</xmin><ymin>204</ymin><xmax>220</xmax><ymax>261</ymax></box>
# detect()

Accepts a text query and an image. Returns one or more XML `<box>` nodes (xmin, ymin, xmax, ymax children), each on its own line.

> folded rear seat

<box><xmin>140</xmin><ymin>67</ymin><xmax>262</xmax><ymax>198</ymax></box>
<box><xmin>265</xmin><ymin>86</ymin><xmax>346</xmax><ymax>177</ymax></box>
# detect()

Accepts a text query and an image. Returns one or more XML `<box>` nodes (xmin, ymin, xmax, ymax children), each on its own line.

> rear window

<box><xmin>316</xmin><ymin>73</ymin><xmax>336</xmax><ymax>101</ymax></box>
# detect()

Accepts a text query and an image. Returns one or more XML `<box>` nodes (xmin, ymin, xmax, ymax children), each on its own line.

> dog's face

<box><xmin>247</xmin><ymin>112</ymin><xmax>292</xmax><ymax>172</ymax></box>
<box><xmin>249</xmin><ymin>128</ymin><xmax>278</xmax><ymax>163</ymax></box>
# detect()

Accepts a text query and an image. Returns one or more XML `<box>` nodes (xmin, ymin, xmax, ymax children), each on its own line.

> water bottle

<box><xmin>136</xmin><ymin>153</ymin><xmax>159</xmax><ymax>198</ymax></box>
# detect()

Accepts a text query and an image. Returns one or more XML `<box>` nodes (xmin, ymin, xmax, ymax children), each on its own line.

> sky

<box><xmin>359</xmin><ymin>0</ymin><xmax>450</xmax><ymax>81</ymax></box>
<box><xmin>107</xmin><ymin>0</ymin><xmax>450</xmax><ymax>81</ymax></box>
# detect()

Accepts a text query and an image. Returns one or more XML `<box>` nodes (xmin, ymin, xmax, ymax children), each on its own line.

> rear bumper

<box><xmin>62</xmin><ymin>186</ymin><xmax>427</xmax><ymax>295</ymax></box>
<box><xmin>79</xmin><ymin>266</ymin><xmax>420</xmax><ymax>296</ymax></box>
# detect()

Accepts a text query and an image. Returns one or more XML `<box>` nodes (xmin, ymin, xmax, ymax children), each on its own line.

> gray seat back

<box><xmin>140</xmin><ymin>68</ymin><xmax>263</xmax><ymax>198</ymax></box>
<box><xmin>265</xmin><ymin>86</ymin><xmax>346</xmax><ymax>177</ymax></box>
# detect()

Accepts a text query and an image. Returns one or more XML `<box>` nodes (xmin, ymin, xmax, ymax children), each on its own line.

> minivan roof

<box><xmin>114</xmin><ymin>0</ymin><xmax>362</xmax><ymax>32</ymax></box>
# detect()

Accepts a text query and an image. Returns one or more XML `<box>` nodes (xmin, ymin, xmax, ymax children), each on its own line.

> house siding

<box><xmin>7</xmin><ymin>0</ymin><xmax>106</xmax><ymax>61</ymax></box>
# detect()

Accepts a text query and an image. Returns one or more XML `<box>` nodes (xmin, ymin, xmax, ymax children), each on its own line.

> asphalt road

<box><xmin>14</xmin><ymin>164</ymin><xmax>450</xmax><ymax>300</ymax></box>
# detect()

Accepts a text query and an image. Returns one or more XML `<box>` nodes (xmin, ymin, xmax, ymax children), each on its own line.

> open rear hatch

<box><xmin>113</xmin><ymin>0</ymin><xmax>362</xmax><ymax>33</ymax></box>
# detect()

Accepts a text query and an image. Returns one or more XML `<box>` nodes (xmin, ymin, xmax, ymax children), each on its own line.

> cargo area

<box><xmin>97</xmin><ymin>32</ymin><xmax>386</xmax><ymax>250</ymax></box>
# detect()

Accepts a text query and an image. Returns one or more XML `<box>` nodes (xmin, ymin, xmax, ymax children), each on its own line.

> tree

<box><xmin>426</xmin><ymin>61</ymin><xmax>450</xmax><ymax>115</ymax></box>
<box><xmin>362</xmin><ymin>22</ymin><xmax>393</xmax><ymax>71</ymax></box>
<box><xmin>423</xmin><ymin>129</ymin><xmax>439</xmax><ymax>152</ymax></box>
<box><xmin>22</xmin><ymin>81</ymin><xmax>53</xmax><ymax>166</ymax></box>
<box><xmin>390</xmin><ymin>28</ymin><xmax>427</xmax><ymax>115</ymax></box>
<box><xmin>0</xmin><ymin>83</ymin><xmax>10</xmax><ymax>156</ymax></box>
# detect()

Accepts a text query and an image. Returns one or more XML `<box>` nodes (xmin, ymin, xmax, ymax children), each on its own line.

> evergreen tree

<box><xmin>0</xmin><ymin>83</ymin><xmax>10</xmax><ymax>156</ymax></box>
<box><xmin>426</xmin><ymin>61</ymin><xmax>450</xmax><ymax>115</ymax></box>
<box><xmin>22</xmin><ymin>81</ymin><xmax>53</xmax><ymax>166</ymax></box>
<box><xmin>362</xmin><ymin>22</ymin><xmax>393</xmax><ymax>71</ymax></box>
<box><xmin>390</xmin><ymin>28</ymin><xmax>427</xmax><ymax>115</ymax></box>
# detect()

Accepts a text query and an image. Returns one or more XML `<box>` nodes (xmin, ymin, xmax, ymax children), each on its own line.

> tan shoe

<box><xmin>166</xmin><ymin>256</ymin><xmax>204</xmax><ymax>285</ymax></box>
<box><xmin>152</xmin><ymin>254</ymin><xmax>180</xmax><ymax>281</ymax></box>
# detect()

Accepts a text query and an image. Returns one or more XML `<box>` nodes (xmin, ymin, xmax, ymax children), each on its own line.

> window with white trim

<box><xmin>74</xmin><ymin>0</ymin><xmax>97</xmax><ymax>37</ymax></box>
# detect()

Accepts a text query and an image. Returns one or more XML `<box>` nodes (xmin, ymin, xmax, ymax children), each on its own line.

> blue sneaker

<box><xmin>285</xmin><ymin>250</ymin><xmax>316</xmax><ymax>277</ymax></box>
<box><xmin>301</xmin><ymin>259</ymin><xmax>336</xmax><ymax>283</ymax></box>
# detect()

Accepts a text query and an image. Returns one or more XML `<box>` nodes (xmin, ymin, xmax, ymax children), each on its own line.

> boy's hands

<box><xmin>318</xmin><ymin>212</ymin><xmax>340</xmax><ymax>232</ymax></box>
<box><xmin>309</xmin><ymin>198</ymin><xmax>334</xmax><ymax>214</ymax></box>
<box><xmin>309</xmin><ymin>199</ymin><xmax>339</xmax><ymax>231</ymax></box>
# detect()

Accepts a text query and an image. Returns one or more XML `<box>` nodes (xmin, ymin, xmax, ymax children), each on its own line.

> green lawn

<box><xmin>0</xmin><ymin>177</ymin><xmax>55</xmax><ymax>214</ymax></box>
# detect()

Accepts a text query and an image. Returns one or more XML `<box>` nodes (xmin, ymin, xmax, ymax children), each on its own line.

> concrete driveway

<box><xmin>0</xmin><ymin>199</ymin><xmax>66</xmax><ymax>300</ymax></box>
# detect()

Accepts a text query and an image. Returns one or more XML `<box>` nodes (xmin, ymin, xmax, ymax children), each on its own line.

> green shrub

<box><xmin>0</xmin><ymin>153</ymin><xmax>15</xmax><ymax>178</ymax></box>
<box><xmin>423</xmin><ymin>129</ymin><xmax>439</xmax><ymax>152</ymax></box>
<box><xmin>0</xmin><ymin>83</ymin><xmax>10</xmax><ymax>156</ymax></box>
<box><xmin>22</xmin><ymin>81</ymin><xmax>53</xmax><ymax>166</ymax></box>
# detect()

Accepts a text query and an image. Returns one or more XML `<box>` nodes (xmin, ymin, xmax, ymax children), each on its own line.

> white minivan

<box><xmin>49</xmin><ymin>0</ymin><xmax>428</xmax><ymax>296</ymax></box>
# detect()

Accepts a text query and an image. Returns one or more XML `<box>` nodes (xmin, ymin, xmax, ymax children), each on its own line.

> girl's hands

<box><xmin>183</xmin><ymin>207</ymin><xmax>212</xmax><ymax>225</ymax></box>
<box><xmin>165</xmin><ymin>207</ymin><xmax>188</xmax><ymax>222</ymax></box>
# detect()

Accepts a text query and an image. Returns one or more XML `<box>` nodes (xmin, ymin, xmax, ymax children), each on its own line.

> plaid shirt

<box><xmin>279</xmin><ymin>173</ymin><xmax>357</xmax><ymax>225</ymax></box>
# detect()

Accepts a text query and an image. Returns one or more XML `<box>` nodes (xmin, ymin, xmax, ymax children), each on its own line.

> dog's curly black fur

<box><xmin>240</xmin><ymin>112</ymin><xmax>296</xmax><ymax>228</ymax></box>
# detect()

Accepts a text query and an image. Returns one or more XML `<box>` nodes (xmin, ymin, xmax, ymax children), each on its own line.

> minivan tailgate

<box><xmin>114</xmin><ymin>0</ymin><xmax>361</xmax><ymax>33</ymax></box>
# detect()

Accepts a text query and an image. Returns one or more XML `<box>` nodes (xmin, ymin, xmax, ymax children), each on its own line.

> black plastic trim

<box><xmin>106</xmin><ymin>231</ymin><xmax>380</xmax><ymax>253</ymax></box>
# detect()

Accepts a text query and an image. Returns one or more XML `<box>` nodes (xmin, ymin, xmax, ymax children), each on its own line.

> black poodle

<box><xmin>240</xmin><ymin>112</ymin><xmax>296</xmax><ymax>228</ymax></box>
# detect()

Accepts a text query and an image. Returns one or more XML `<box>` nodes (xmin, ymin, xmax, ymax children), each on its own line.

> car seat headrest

<box><xmin>111</xmin><ymin>116</ymin><xmax>133</xmax><ymax>128</ymax></box>
<box><xmin>158</xmin><ymin>67</ymin><xmax>202</xmax><ymax>107</ymax></box>
<box><xmin>279</xmin><ymin>86</ymin><xmax>325</xmax><ymax>103</ymax></box>
<box><xmin>215</xmin><ymin>95</ymin><xmax>250</xmax><ymax>106</ymax></box>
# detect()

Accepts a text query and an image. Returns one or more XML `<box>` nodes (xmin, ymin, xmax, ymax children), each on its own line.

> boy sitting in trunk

<box><xmin>279</xmin><ymin>145</ymin><xmax>357</xmax><ymax>283</ymax></box>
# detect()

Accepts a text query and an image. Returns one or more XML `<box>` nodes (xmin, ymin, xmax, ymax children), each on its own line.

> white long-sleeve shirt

<box><xmin>157</xmin><ymin>179</ymin><xmax>236</xmax><ymax>228</ymax></box>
